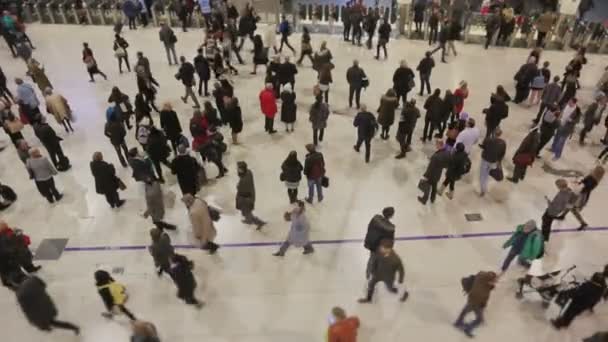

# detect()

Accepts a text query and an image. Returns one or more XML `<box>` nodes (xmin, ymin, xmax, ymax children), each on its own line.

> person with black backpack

<box><xmin>454</xmin><ymin>271</ymin><xmax>497</xmax><ymax>338</ymax></box>
<box><xmin>363</xmin><ymin>207</ymin><xmax>395</xmax><ymax>277</ymax></box>
<box><xmin>438</xmin><ymin>142</ymin><xmax>469</xmax><ymax>200</ymax></box>
<box><xmin>278</xmin><ymin>15</ymin><xmax>295</xmax><ymax>54</ymax></box>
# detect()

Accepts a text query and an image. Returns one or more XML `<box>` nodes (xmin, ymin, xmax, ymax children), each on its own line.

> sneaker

<box><xmin>303</xmin><ymin>248</ymin><xmax>314</xmax><ymax>255</ymax></box>
<box><xmin>445</xmin><ymin>191</ymin><xmax>454</xmax><ymax>200</ymax></box>
<box><xmin>417</xmin><ymin>196</ymin><xmax>426</xmax><ymax>205</ymax></box>
<box><xmin>255</xmin><ymin>221</ymin><xmax>267</xmax><ymax>231</ymax></box>
<box><xmin>353</xmin><ymin>145</ymin><xmax>359</xmax><ymax>152</ymax></box>
<box><xmin>116</xmin><ymin>199</ymin><xmax>126</xmax><ymax>208</ymax></box>
<box><xmin>55</xmin><ymin>194</ymin><xmax>64</xmax><ymax>201</ymax></box>
<box><xmin>272</xmin><ymin>252</ymin><xmax>284</xmax><ymax>257</ymax></box>
<box><xmin>181</xmin><ymin>96</ymin><xmax>187</xmax><ymax>104</ymax></box>
<box><xmin>577</xmin><ymin>223</ymin><xmax>588</xmax><ymax>231</ymax></box>
<box><xmin>357</xmin><ymin>298</ymin><xmax>371</xmax><ymax>303</ymax></box>
<box><xmin>400</xmin><ymin>291</ymin><xmax>409</xmax><ymax>302</ymax></box>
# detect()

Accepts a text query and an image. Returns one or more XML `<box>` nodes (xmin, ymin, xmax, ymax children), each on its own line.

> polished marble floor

<box><xmin>0</xmin><ymin>24</ymin><xmax>606</xmax><ymax>341</ymax></box>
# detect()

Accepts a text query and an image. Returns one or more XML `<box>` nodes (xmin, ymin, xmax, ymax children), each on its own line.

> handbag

<box><xmin>321</xmin><ymin>176</ymin><xmax>329</xmax><ymax>188</ymax></box>
<box><xmin>114</xmin><ymin>47</ymin><xmax>126</xmax><ymax>58</ymax></box>
<box><xmin>418</xmin><ymin>178</ymin><xmax>430</xmax><ymax>193</ymax></box>
<box><xmin>513</xmin><ymin>153</ymin><xmax>534</xmax><ymax>166</ymax></box>
<box><xmin>489</xmin><ymin>164</ymin><xmax>504</xmax><ymax>181</ymax></box>
<box><xmin>117</xmin><ymin>178</ymin><xmax>127</xmax><ymax>191</ymax></box>
<box><xmin>208</xmin><ymin>205</ymin><xmax>221</xmax><ymax>221</ymax></box>
<box><xmin>279</xmin><ymin>172</ymin><xmax>286</xmax><ymax>182</ymax></box>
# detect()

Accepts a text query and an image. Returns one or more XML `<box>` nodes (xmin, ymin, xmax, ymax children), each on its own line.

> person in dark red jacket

<box><xmin>189</xmin><ymin>109</ymin><xmax>209</xmax><ymax>153</ymax></box>
<box><xmin>259</xmin><ymin>83</ymin><xmax>277</xmax><ymax>134</ymax></box>
<box><xmin>0</xmin><ymin>221</ymin><xmax>41</xmax><ymax>273</ymax></box>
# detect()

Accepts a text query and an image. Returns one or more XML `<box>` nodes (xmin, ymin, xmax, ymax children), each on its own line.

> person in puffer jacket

<box><xmin>94</xmin><ymin>270</ymin><xmax>137</xmax><ymax>321</ymax></box>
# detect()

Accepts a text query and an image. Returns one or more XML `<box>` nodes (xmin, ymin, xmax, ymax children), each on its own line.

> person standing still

<box><xmin>416</xmin><ymin>52</ymin><xmax>435</xmax><ymax>96</ymax></box>
<box><xmin>159</xmin><ymin>22</ymin><xmax>178</xmax><ymax>65</ymax></box>
<box><xmin>259</xmin><ymin>83</ymin><xmax>278</xmax><ymax>134</ymax></box>
<box><xmin>309</xmin><ymin>94</ymin><xmax>329</xmax><ymax>146</ymax></box>
<box><xmin>304</xmin><ymin>144</ymin><xmax>325</xmax><ymax>204</ymax></box>
<box><xmin>90</xmin><ymin>152</ymin><xmax>125</xmax><ymax>209</ymax></box>
<box><xmin>478</xmin><ymin>129</ymin><xmax>506</xmax><ymax>197</ymax></box>
<box><xmin>346</xmin><ymin>60</ymin><xmax>366</xmax><ymax>109</ymax></box>
<box><xmin>375</xmin><ymin>19</ymin><xmax>391</xmax><ymax>59</ymax></box>
<box><xmin>453</xmin><ymin>271</ymin><xmax>498</xmax><ymax>338</ymax></box>
<box><xmin>193</xmin><ymin>48</ymin><xmax>211</xmax><ymax>96</ymax></box>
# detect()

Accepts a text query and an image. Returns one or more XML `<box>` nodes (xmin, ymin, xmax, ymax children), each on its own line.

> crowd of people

<box><xmin>0</xmin><ymin>0</ymin><xmax>608</xmax><ymax>341</ymax></box>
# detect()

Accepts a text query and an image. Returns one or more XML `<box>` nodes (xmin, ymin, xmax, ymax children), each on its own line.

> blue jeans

<box><xmin>479</xmin><ymin>159</ymin><xmax>495</xmax><ymax>194</ymax></box>
<box><xmin>307</xmin><ymin>178</ymin><xmax>323</xmax><ymax>202</ymax></box>
<box><xmin>551</xmin><ymin>134</ymin><xmax>568</xmax><ymax>159</ymax></box>
<box><xmin>454</xmin><ymin>303</ymin><xmax>484</xmax><ymax>334</ymax></box>
<box><xmin>501</xmin><ymin>248</ymin><xmax>520</xmax><ymax>271</ymax></box>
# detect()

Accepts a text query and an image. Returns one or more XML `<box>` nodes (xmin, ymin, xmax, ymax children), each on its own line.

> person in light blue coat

<box><xmin>273</xmin><ymin>200</ymin><xmax>313</xmax><ymax>256</ymax></box>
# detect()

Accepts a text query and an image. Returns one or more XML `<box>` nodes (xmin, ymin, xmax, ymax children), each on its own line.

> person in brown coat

<box><xmin>454</xmin><ymin>271</ymin><xmax>497</xmax><ymax>338</ymax></box>
<box><xmin>182</xmin><ymin>194</ymin><xmax>219</xmax><ymax>253</ymax></box>
<box><xmin>377</xmin><ymin>89</ymin><xmax>399</xmax><ymax>140</ymax></box>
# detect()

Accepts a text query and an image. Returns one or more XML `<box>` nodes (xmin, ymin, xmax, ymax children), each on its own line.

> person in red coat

<box><xmin>259</xmin><ymin>83</ymin><xmax>278</xmax><ymax>134</ymax></box>
<box><xmin>0</xmin><ymin>221</ymin><xmax>41</xmax><ymax>273</ymax></box>
<box><xmin>189</xmin><ymin>109</ymin><xmax>209</xmax><ymax>152</ymax></box>
<box><xmin>453</xmin><ymin>81</ymin><xmax>469</xmax><ymax>118</ymax></box>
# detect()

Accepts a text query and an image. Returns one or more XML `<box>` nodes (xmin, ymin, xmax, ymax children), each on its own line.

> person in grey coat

<box><xmin>236</xmin><ymin>161</ymin><xmax>266</xmax><ymax>230</ymax></box>
<box><xmin>26</xmin><ymin>148</ymin><xmax>63</xmax><ymax>203</ymax></box>
<box><xmin>534</xmin><ymin>76</ymin><xmax>562</xmax><ymax>124</ymax></box>
<box><xmin>143</xmin><ymin>176</ymin><xmax>176</xmax><ymax>231</ymax></box>
<box><xmin>579</xmin><ymin>94</ymin><xmax>607</xmax><ymax>145</ymax></box>
<box><xmin>273</xmin><ymin>200</ymin><xmax>313</xmax><ymax>256</ymax></box>
<box><xmin>159</xmin><ymin>22</ymin><xmax>178</xmax><ymax>65</ymax></box>
<box><xmin>418</xmin><ymin>140</ymin><xmax>450</xmax><ymax>205</ymax></box>
<box><xmin>148</xmin><ymin>228</ymin><xmax>174</xmax><ymax>276</ymax></box>
<box><xmin>309</xmin><ymin>94</ymin><xmax>330</xmax><ymax>146</ymax></box>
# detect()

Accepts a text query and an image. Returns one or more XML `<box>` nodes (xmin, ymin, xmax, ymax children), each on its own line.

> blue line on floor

<box><xmin>62</xmin><ymin>226</ymin><xmax>608</xmax><ymax>252</ymax></box>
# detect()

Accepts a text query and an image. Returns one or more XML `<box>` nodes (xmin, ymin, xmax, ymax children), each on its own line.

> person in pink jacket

<box><xmin>259</xmin><ymin>83</ymin><xmax>277</xmax><ymax>134</ymax></box>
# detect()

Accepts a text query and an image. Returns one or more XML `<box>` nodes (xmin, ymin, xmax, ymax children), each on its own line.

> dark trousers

<box><xmin>154</xmin><ymin>220</ymin><xmax>176</xmax><ymax>231</ymax></box>
<box><xmin>485</xmin><ymin>30</ymin><xmax>495</xmax><ymax>49</ymax></box>
<box><xmin>414</xmin><ymin>21</ymin><xmax>422</xmax><ymax>33</ymax></box>
<box><xmin>535</xmin><ymin>103</ymin><xmax>548</xmax><ymax>123</ymax></box>
<box><xmin>352</xmin><ymin>27</ymin><xmax>362</xmax><ymax>45</ymax></box>
<box><xmin>420</xmin><ymin>180</ymin><xmax>438</xmax><ymax>204</ymax></box>
<box><xmin>127</xmin><ymin>16</ymin><xmax>136</xmax><ymax>29</ymax></box>
<box><xmin>197</xmin><ymin>76</ymin><xmax>209</xmax><ymax>96</ymax></box>
<box><xmin>355</xmin><ymin>136</ymin><xmax>372</xmax><ymax>162</ymax></box>
<box><xmin>113</xmin><ymin>142</ymin><xmax>129</xmax><ymax>167</ymax></box>
<box><xmin>380</xmin><ymin>125</ymin><xmax>391</xmax><ymax>139</ymax></box>
<box><xmin>279</xmin><ymin>34</ymin><xmax>295</xmax><ymax>53</ymax></box>
<box><xmin>422</xmin><ymin>118</ymin><xmax>439</xmax><ymax>141</ymax></box>
<box><xmin>60</xmin><ymin>119</ymin><xmax>74</xmax><ymax>133</ymax></box>
<box><xmin>45</xmin><ymin>145</ymin><xmax>66</xmax><ymax>168</ymax></box>
<box><xmin>513</xmin><ymin>84</ymin><xmax>529</xmax><ymax>103</ymax></box>
<box><xmin>454</xmin><ymin>303</ymin><xmax>484</xmax><ymax>334</ymax></box>
<box><xmin>343</xmin><ymin>23</ymin><xmax>351</xmax><ymax>40</ymax></box>
<box><xmin>88</xmin><ymin>69</ymin><xmax>107</xmax><ymax>81</ymax></box>
<box><xmin>442</xmin><ymin>175</ymin><xmax>456</xmax><ymax>192</ymax></box>
<box><xmin>537</xmin><ymin>131</ymin><xmax>554</xmax><ymax>155</ymax></box>
<box><xmin>430</xmin><ymin>42</ymin><xmax>446</xmax><ymax>61</ymax></box>
<box><xmin>541</xmin><ymin>211</ymin><xmax>555</xmax><ymax>241</ymax></box>
<box><xmin>419</xmin><ymin>73</ymin><xmax>431</xmax><ymax>95</ymax></box>
<box><xmin>365</xmin><ymin>277</ymin><xmax>396</xmax><ymax>300</ymax></box>
<box><xmin>313</xmin><ymin>128</ymin><xmax>324</xmax><ymax>145</ymax></box>
<box><xmin>536</xmin><ymin>31</ymin><xmax>547</xmax><ymax>47</ymax></box>
<box><xmin>395</xmin><ymin>89</ymin><xmax>409</xmax><ymax>106</ymax></box>
<box><xmin>366</xmin><ymin>31</ymin><xmax>374</xmax><ymax>49</ymax></box>
<box><xmin>117</xmin><ymin>55</ymin><xmax>131</xmax><ymax>73</ymax></box>
<box><xmin>398</xmin><ymin>130</ymin><xmax>414</xmax><ymax>154</ymax></box>
<box><xmin>553</xmin><ymin>301</ymin><xmax>591</xmax><ymax>328</ymax></box>
<box><xmin>349</xmin><ymin>86</ymin><xmax>362</xmax><ymax>108</ymax></box>
<box><xmin>376</xmin><ymin>41</ymin><xmax>387</xmax><ymax>58</ymax></box>
<box><xmin>0</xmin><ymin>85</ymin><xmax>13</xmax><ymax>103</ymax></box>
<box><xmin>287</xmin><ymin>188</ymin><xmax>298</xmax><ymax>203</ymax></box>
<box><xmin>264</xmin><ymin>117</ymin><xmax>275</xmax><ymax>132</ymax></box>
<box><xmin>49</xmin><ymin>320</ymin><xmax>79</xmax><ymax>333</ymax></box>
<box><xmin>579</xmin><ymin>124</ymin><xmax>593</xmax><ymax>144</ymax></box>
<box><xmin>297</xmin><ymin>50</ymin><xmax>314</xmax><ymax>65</ymax></box>
<box><xmin>35</xmin><ymin>178</ymin><xmax>61</xmax><ymax>203</ymax></box>
<box><xmin>599</xmin><ymin>146</ymin><xmax>608</xmax><ymax>161</ymax></box>
<box><xmin>501</xmin><ymin>248</ymin><xmax>520</xmax><ymax>271</ymax></box>
<box><xmin>151</xmin><ymin>158</ymin><xmax>170</xmax><ymax>182</ymax></box>
<box><xmin>485</xmin><ymin>122</ymin><xmax>498</xmax><ymax>139</ymax></box>
<box><xmin>104</xmin><ymin>191</ymin><xmax>121</xmax><ymax>208</ymax></box>
<box><xmin>511</xmin><ymin>164</ymin><xmax>527</xmax><ymax>183</ymax></box>
<box><xmin>428</xmin><ymin>26</ymin><xmax>438</xmax><ymax>45</ymax></box>
<box><xmin>238</xmin><ymin>33</ymin><xmax>255</xmax><ymax>51</ymax></box>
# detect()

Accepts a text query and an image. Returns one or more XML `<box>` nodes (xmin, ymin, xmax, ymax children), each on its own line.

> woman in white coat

<box><xmin>182</xmin><ymin>194</ymin><xmax>219</xmax><ymax>253</ymax></box>
<box><xmin>273</xmin><ymin>200</ymin><xmax>314</xmax><ymax>256</ymax></box>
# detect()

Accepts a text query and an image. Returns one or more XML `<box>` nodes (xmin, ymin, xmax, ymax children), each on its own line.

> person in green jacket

<box><xmin>500</xmin><ymin>220</ymin><xmax>543</xmax><ymax>273</ymax></box>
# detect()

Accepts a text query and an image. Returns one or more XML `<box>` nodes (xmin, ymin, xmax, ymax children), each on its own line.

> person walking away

<box><xmin>122</xmin><ymin>0</ymin><xmax>139</xmax><ymax>29</ymax></box>
<box><xmin>375</xmin><ymin>19</ymin><xmax>391</xmax><ymax>59</ymax></box>
<box><xmin>363</xmin><ymin>10</ymin><xmax>378</xmax><ymax>50</ymax></box>
<box><xmin>82</xmin><ymin>43</ymin><xmax>107</xmax><ymax>82</ymax></box>
<box><xmin>482</xmin><ymin>92</ymin><xmax>509</xmax><ymax>139</ymax></box>
<box><xmin>413</xmin><ymin>0</ymin><xmax>425</xmax><ymax>34</ymax></box>
<box><xmin>182</xmin><ymin>194</ymin><xmax>219</xmax><ymax>253</ymax></box>
<box><xmin>479</xmin><ymin>129</ymin><xmax>506</xmax><ymax>197</ymax></box>
<box><xmin>146</xmin><ymin>126</ymin><xmax>171</xmax><ymax>182</ymax></box>
<box><xmin>428</xmin><ymin>8</ymin><xmax>440</xmax><ymax>45</ymax></box>
<box><xmin>273</xmin><ymin>200</ymin><xmax>314</xmax><ymax>256</ymax></box>
<box><xmin>341</xmin><ymin>3</ymin><xmax>352</xmax><ymax>41</ymax></box>
<box><xmin>236</xmin><ymin>161</ymin><xmax>266</xmax><ymax>229</ymax></box>
<box><xmin>280</xmin><ymin>84</ymin><xmax>297</xmax><ymax>132</ymax></box>
<box><xmin>32</xmin><ymin>116</ymin><xmax>69</xmax><ymax>170</ymax></box>
<box><xmin>453</xmin><ymin>271</ymin><xmax>497</xmax><ymax>337</ymax></box>
<box><xmin>176</xmin><ymin>56</ymin><xmax>200</xmax><ymax>108</ymax></box>
<box><xmin>127</xmin><ymin>148</ymin><xmax>155</xmax><ymax>182</ymax></box>
<box><xmin>421</xmin><ymin>89</ymin><xmax>443</xmax><ymax>142</ymax></box>
<box><xmin>535</xmin><ymin>10</ymin><xmax>555</xmax><ymax>47</ymax></box>
<box><xmin>535</xmin><ymin>108</ymin><xmax>560</xmax><ymax>157</ymax></box>
<box><xmin>297</xmin><ymin>26</ymin><xmax>314</xmax><ymax>65</ymax></box>
<box><xmin>346</xmin><ymin>60</ymin><xmax>366</xmax><ymax>109</ymax></box>
<box><xmin>328</xmin><ymin>307</ymin><xmax>359</xmax><ymax>342</ymax></box>
<box><xmin>148</xmin><ymin>228</ymin><xmax>174</xmax><ymax>276</ymax></box>
<box><xmin>446</xmin><ymin>19</ymin><xmax>460</xmax><ymax>57</ymax></box>
<box><xmin>552</xmin><ymin>272</ymin><xmax>607</xmax><ymax>329</ymax></box>
<box><xmin>304</xmin><ymin>144</ymin><xmax>325</xmax><ymax>204</ymax></box>
<box><xmin>438</xmin><ymin>89</ymin><xmax>455</xmax><ymax>137</ymax></box>
<box><xmin>309</xmin><ymin>94</ymin><xmax>329</xmax><ymax>146</ymax></box>
<box><xmin>527</xmin><ymin>69</ymin><xmax>546</xmax><ymax>107</ymax></box>
<box><xmin>363</xmin><ymin>207</ymin><xmax>395</xmax><ymax>278</ymax></box>
<box><xmin>551</xmin><ymin>107</ymin><xmax>580</xmax><ymax>160</ymax></box>
<box><xmin>158</xmin><ymin>22</ymin><xmax>178</xmax><ymax>65</ymax></box>
<box><xmin>541</xmin><ymin>179</ymin><xmax>575</xmax><ymax>242</ymax></box>
<box><xmin>533</xmin><ymin>76</ymin><xmax>561</xmax><ymax>124</ymax></box>
<box><xmin>377</xmin><ymin>89</ymin><xmax>399</xmax><ymax>140</ymax></box>
<box><xmin>159</xmin><ymin>102</ymin><xmax>182</xmax><ymax>155</ymax></box>
<box><xmin>438</xmin><ymin>142</ymin><xmax>469</xmax><ymax>199</ymax></box>
<box><xmin>358</xmin><ymin>239</ymin><xmax>405</xmax><ymax>303</ymax></box>
<box><xmin>559</xmin><ymin>71</ymin><xmax>578</xmax><ymax>108</ymax></box>
<box><xmin>143</xmin><ymin>176</ymin><xmax>177</xmax><ymax>231</ymax></box>
<box><xmin>194</xmin><ymin>48</ymin><xmax>211</xmax><ymax>96</ymax></box>
<box><xmin>169</xmin><ymin>254</ymin><xmax>203</xmax><ymax>308</ymax></box>
<box><xmin>94</xmin><ymin>270</ymin><xmax>136</xmax><ymax>321</ymax></box>
<box><xmin>392</xmin><ymin>60</ymin><xmax>415</xmax><ymax>106</ymax></box>
<box><xmin>484</xmin><ymin>8</ymin><xmax>500</xmax><ymax>49</ymax></box>
<box><xmin>395</xmin><ymin>99</ymin><xmax>420</xmax><ymax>159</ymax></box>
<box><xmin>513</xmin><ymin>57</ymin><xmax>538</xmax><ymax>104</ymax></box>
<box><xmin>416</xmin><ymin>52</ymin><xmax>435</xmax><ymax>96</ymax></box>
<box><xmin>500</xmin><ymin>220</ymin><xmax>543</xmax><ymax>273</ymax></box>
<box><xmin>16</xmin><ymin>276</ymin><xmax>80</xmax><ymax>335</ymax></box>
<box><xmin>317</xmin><ymin>63</ymin><xmax>333</xmax><ymax>104</ymax></box>
<box><xmin>44</xmin><ymin>88</ymin><xmax>73</xmax><ymax>133</ymax></box>
<box><xmin>171</xmin><ymin>145</ymin><xmax>203</xmax><ymax>195</ymax></box>
<box><xmin>224</xmin><ymin>97</ymin><xmax>243</xmax><ymax>144</ymax></box>
<box><xmin>105</xmin><ymin>114</ymin><xmax>129</xmax><ymax>167</ymax></box>
<box><xmin>579</xmin><ymin>94</ymin><xmax>607</xmax><ymax>145</ymax></box>
<box><xmin>508</xmin><ymin>129</ymin><xmax>539</xmax><ymax>184</ymax></box>
<box><xmin>113</xmin><ymin>34</ymin><xmax>131</xmax><ymax>73</ymax></box>
<box><xmin>353</xmin><ymin>104</ymin><xmax>377</xmax><ymax>163</ymax></box>
<box><xmin>278</xmin><ymin>15</ymin><xmax>295</xmax><ymax>54</ymax></box>
<box><xmin>259</xmin><ymin>83</ymin><xmax>277</xmax><ymax>134</ymax></box>
<box><xmin>90</xmin><ymin>152</ymin><xmax>125</xmax><ymax>209</ymax></box>
<box><xmin>418</xmin><ymin>139</ymin><xmax>450</xmax><ymax>204</ymax></box>
<box><xmin>559</xmin><ymin>166</ymin><xmax>605</xmax><ymax>231</ymax></box>
<box><xmin>350</xmin><ymin>7</ymin><xmax>363</xmax><ymax>46</ymax></box>
<box><xmin>281</xmin><ymin>151</ymin><xmax>303</xmax><ymax>203</ymax></box>
<box><xmin>430</xmin><ymin>21</ymin><xmax>449</xmax><ymax>63</ymax></box>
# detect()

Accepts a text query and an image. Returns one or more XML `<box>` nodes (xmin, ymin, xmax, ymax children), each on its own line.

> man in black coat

<box><xmin>513</xmin><ymin>59</ymin><xmax>538</xmax><ymax>104</ymax></box>
<box><xmin>482</xmin><ymin>94</ymin><xmax>509</xmax><ymax>138</ymax></box>
<box><xmin>364</xmin><ymin>207</ymin><xmax>395</xmax><ymax>277</ymax></box>
<box><xmin>479</xmin><ymin>129</ymin><xmax>506</xmax><ymax>196</ymax></box>
<box><xmin>32</xmin><ymin>116</ymin><xmax>68</xmax><ymax>170</ymax></box>
<box><xmin>418</xmin><ymin>140</ymin><xmax>451</xmax><ymax>205</ymax></box>
<box><xmin>396</xmin><ymin>99</ymin><xmax>421</xmax><ymax>159</ymax></box>
<box><xmin>351</xmin><ymin>9</ymin><xmax>363</xmax><ymax>46</ymax></box>
<box><xmin>430</xmin><ymin>22</ymin><xmax>449</xmax><ymax>63</ymax></box>
<box><xmin>416</xmin><ymin>51</ymin><xmax>435</xmax><ymax>96</ymax></box>
<box><xmin>17</xmin><ymin>276</ymin><xmax>80</xmax><ymax>334</ymax></box>
<box><xmin>346</xmin><ymin>60</ymin><xmax>366</xmax><ymax>109</ymax></box>
<box><xmin>392</xmin><ymin>61</ymin><xmax>415</xmax><ymax>106</ymax></box>
<box><xmin>278</xmin><ymin>56</ymin><xmax>298</xmax><ymax>91</ymax></box>
<box><xmin>364</xmin><ymin>10</ymin><xmax>378</xmax><ymax>50</ymax></box>
<box><xmin>193</xmin><ymin>48</ymin><xmax>211</xmax><ymax>96</ymax></box>
<box><xmin>171</xmin><ymin>145</ymin><xmax>203</xmax><ymax>195</ymax></box>
<box><xmin>552</xmin><ymin>272</ymin><xmax>606</xmax><ymax>329</ymax></box>
<box><xmin>353</xmin><ymin>104</ymin><xmax>377</xmax><ymax>163</ymax></box>
<box><xmin>104</xmin><ymin>113</ymin><xmax>129</xmax><ymax>167</ymax></box>
<box><xmin>90</xmin><ymin>152</ymin><xmax>124</xmax><ymax>208</ymax></box>
<box><xmin>342</xmin><ymin>3</ymin><xmax>352</xmax><ymax>41</ymax></box>
<box><xmin>177</xmin><ymin>56</ymin><xmax>200</xmax><ymax>108</ymax></box>
<box><xmin>422</xmin><ymin>89</ymin><xmax>444</xmax><ymax>142</ymax></box>
<box><xmin>375</xmin><ymin>19</ymin><xmax>391</xmax><ymax>59</ymax></box>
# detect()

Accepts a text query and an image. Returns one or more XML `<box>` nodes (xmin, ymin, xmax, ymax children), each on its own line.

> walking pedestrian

<box><xmin>171</xmin><ymin>145</ymin><xmax>203</xmax><ymax>196</ymax></box>
<box><xmin>177</xmin><ymin>56</ymin><xmax>200</xmax><ymax>108</ymax></box>
<box><xmin>395</xmin><ymin>99</ymin><xmax>420</xmax><ymax>159</ymax></box>
<box><xmin>500</xmin><ymin>220</ymin><xmax>543</xmax><ymax>273</ymax></box>
<box><xmin>280</xmin><ymin>151</ymin><xmax>303</xmax><ymax>204</ymax></box>
<box><xmin>513</xmin><ymin>57</ymin><xmax>538</xmax><ymax>104</ymax></box>
<box><xmin>146</xmin><ymin>126</ymin><xmax>171</xmax><ymax>183</ymax></box>
<box><xmin>430</xmin><ymin>22</ymin><xmax>448</xmax><ymax>63</ymax></box>
<box><xmin>273</xmin><ymin>200</ymin><xmax>314</xmax><ymax>256</ymax></box>
<box><xmin>280</xmin><ymin>84</ymin><xmax>296</xmax><ymax>132</ymax></box>
<box><xmin>43</xmin><ymin>88</ymin><xmax>73</xmax><ymax>133</ymax></box>
<box><xmin>304</xmin><ymin>144</ymin><xmax>325</xmax><ymax>204</ymax></box>
<box><xmin>182</xmin><ymin>194</ymin><xmax>219</xmax><ymax>253</ymax></box>
<box><xmin>127</xmin><ymin>147</ymin><xmax>155</xmax><ymax>182</ymax></box>
<box><xmin>479</xmin><ymin>129</ymin><xmax>506</xmax><ymax>197</ymax></box>
<box><xmin>82</xmin><ymin>43</ymin><xmax>107</xmax><ymax>82</ymax></box>
<box><xmin>421</xmin><ymin>89</ymin><xmax>443</xmax><ymax>142</ymax></box>
<box><xmin>535</xmin><ymin>108</ymin><xmax>560</xmax><ymax>157</ymax></box>
<box><xmin>438</xmin><ymin>142</ymin><xmax>469</xmax><ymax>199</ymax></box>
<box><xmin>169</xmin><ymin>254</ymin><xmax>203</xmax><ymax>308</ymax></box>
<box><xmin>346</xmin><ymin>60</ymin><xmax>366</xmax><ymax>109</ymax></box>
<box><xmin>224</xmin><ymin>96</ymin><xmax>243</xmax><ymax>144</ymax></box>
<box><xmin>94</xmin><ymin>270</ymin><xmax>137</xmax><ymax>321</ymax></box>
<box><xmin>579</xmin><ymin>94</ymin><xmax>607</xmax><ymax>145</ymax></box>
<box><xmin>108</xmin><ymin>87</ymin><xmax>134</xmax><ymax>129</ymax></box>
<box><xmin>508</xmin><ymin>129</ymin><xmax>539</xmax><ymax>184</ymax></box>
<box><xmin>148</xmin><ymin>228</ymin><xmax>174</xmax><ymax>276</ymax></box>
<box><xmin>541</xmin><ymin>179</ymin><xmax>574</xmax><ymax>242</ymax></box>
<box><xmin>558</xmin><ymin>166</ymin><xmax>605</xmax><ymax>231</ymax></box>
<box><xmin>482</xmin><ymin>92</ymin><xmax>509</xmax><ymax>139</ymax></box>
<box><xmin>309</xmin><ymin>94</ymin><xmax>329</xmax><ymax>146</ymax></box>
<box><xmin>453</xmin><ymin>271</ymin><xmax>497</xmax><ymax>337</ymax></box>
<box><xmin>533</xmin><ymin>76</ymin><xmax>561</xmax><ymax>124</ymax></box>
<box><xmin>317</xmin><ymin>62</ymin><xmax>333</xmax><ymax>104</ymax></box>
<box><xmin>377</xmin><ymin>89</ymin><xmax>399</xmax><ymax>140</ymax></box>
<box><xmin>26</xmin><ymin>59</ymin><xmax>51</xmax><ymax>93</ymax></box>
<box><xmin>259</xmin><ymin>83</ymin><xmax>277</xmax><ymax>134</ymax></box>
<box><xmin>552</xmin><ymin>272</ymin><xmax>607</xmax><ymax>329</ymax></box>
<box><xmin>143</xmin><ymin>176</ymin><xmax>177</xmax><ymax>231</ymax></box>
<box><xmin>297</xmin><ymin>26</ymin><xmax>314</xmax><ymax>66</ymax></box>
<box><xmin>159</xmin><ymin>21</ymin><xmax>178</xmax><ymax>65</ymax></box>
<box><xmin>90</xmin><ymin>152</ymin><xmax>125</xmax><ymax>209</ymax></box>
<box><xmin>551</xmin><ymin>107</ymin><xmax>580</xmax><ymax>160</ymax></box>
<box><xmin>363</xmin><ymin>207</ymin><xmax>395</xmax><ymax>278</ymax></box>
<box><xmin>484</xmin><ymin>8</ymin><xmax>500</xmax><ymax>49</ymax></box>
<box><xmin>358</xmin><ymin>239</ymin><xmax>405</xmax><ymax>303</ymax></box>
<box><xmin>453</xmin><ymin>81</ymin><xmax>469</xmax><ymax>117</ymax></box>
<box><xmin>32</xmin><ymin>117</ymin><xmax>69</xmax><ymax>170</ymax></box>
<box><xmin>353</xmin><ymin>104</ymin><xmax>377</xmax><ymax>163</ymax></box>
<box><xmin>236</xmin><ymin>161</ymin><xmax>266</xmax><ymax>229</ymax></box>
<box><xmin>194</xmin><ymin>48</ymin><xmax>211</xmax><ymax>96</ymax></box>
<box><xmin>392</xmin><ymin>60</ymin><xmax>415</xmax><ymax>106</ymax></box>
<box><xmin>418</xmin><ymin>139</ymin><xmax>450</xmax><ymax>205</ymax></box>
<box><xmin>375</xmin><ymin>18</ymin><xmax>391</xmax><ymax>59</ymax></box>
<box><xmin>416</xmin><ymin>52</ymin><xmax>435</xmax><ymax>96</ymax></box>
<box><xmin>278</xmin><ymin>15</ymin><xmax>295</xmax><ymax>54</ymax></box>
<box><xmin>428</xmin><ymin>8</ymin><xmax>440</xmax><ymax>45</ymax></box>
<box><xmin>104</xmin><ymin>113</ymin><xmax>130</xmax><ymax>167</ymax></box>
<box><xmin>159</xmin><ymin>102</ymin><xmax>183</xmax><ymax>155</ymax></box>
<box><xmin>113</xmin><ymin>34</ymin><xmax>131</xmax><ymax>73</ymax></box>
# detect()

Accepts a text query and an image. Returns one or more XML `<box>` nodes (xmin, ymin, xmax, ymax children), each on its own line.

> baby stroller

<box><xmin>516</xmin><ymin>264</ymin><xmax>580</xmax><ymax>309</ymax></box>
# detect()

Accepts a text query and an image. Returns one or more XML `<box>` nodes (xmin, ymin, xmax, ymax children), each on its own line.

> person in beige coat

<box><xmin>44</xmin><ymin>88</ymin><xmax>73</xmax><ymax>133</ymax></box>
<box><xmin>182</xmin><ymin>194</ymin><xmax>219</xmax><ymax>253</ymax></box>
